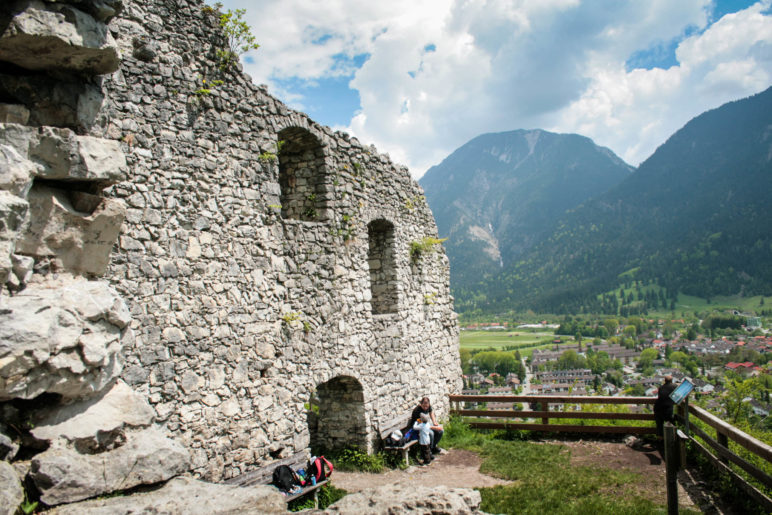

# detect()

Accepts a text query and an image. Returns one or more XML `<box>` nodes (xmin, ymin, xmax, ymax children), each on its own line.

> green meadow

<box><xmin>459</xmin><ymin>329</ymin><xmax>557</xmax><ymax>357</ymax></box>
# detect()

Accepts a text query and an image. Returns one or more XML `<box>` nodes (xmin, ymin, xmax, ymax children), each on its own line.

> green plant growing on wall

<box><xmin>259</xmin><ymin>140</ymin><xmax>285</xmax><ymax>162</ymax></box>
<box><xmin>19</xmin><ymin>491</ymin><xmax>38</xmax><ymax>515</ymax></box>
<box><xmin>281</xmin><ymin>312</ymin><xmax>300</xmax><ymax>324</ymax></box>
<box><xmin>190</xmin><ymin>77</ymin><xmax>223</xmax><ymax>107</ymax></box>
<box><xmin>209</xmin><ymin>3</ymin><xmax>260</xmax><ymax>71</ymax></box>
<box><xmin>423</xmin><ymin>292</ymin><xmax>438</xmax><ymax>305</ymax></box>
<box><xmin>409</xmin><ymin>236</ymin><xmax>448</xmax><ymax>262</ymax></box>
<box><xmin>404</xmin><ymin>195</ymin><xmax>426</xmax><ymax>211</ymax></box>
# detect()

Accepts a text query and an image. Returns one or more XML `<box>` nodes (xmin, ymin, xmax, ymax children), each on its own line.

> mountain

<box><xmin>419</xmin><ymin>129</ymin><xmax>633</xmax><ymax>291</ymax></box>
<box><xmin>468</xmin><ymin>86</ymin><xmax>772</xmax><ymax>314</ymax></box>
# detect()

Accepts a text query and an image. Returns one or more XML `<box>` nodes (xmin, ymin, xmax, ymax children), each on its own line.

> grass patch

<box><xmin>443</xmin><ymin>417</ymin><xmax>693</xmax><ymax>514</ymax></box>
<box><xmin>328</xmin><ymin>447</ymin><xmax>388</xmax><ymax>473</ymax></box>
<box><xmin>460</xmin><ymin>330</ymin><xmax>556</xmax><ymax>356</ymax></box>
<box><xmin>288</xmin><ymin>483</ymin><xmax>347</xmax><ymax>512</ymax></box>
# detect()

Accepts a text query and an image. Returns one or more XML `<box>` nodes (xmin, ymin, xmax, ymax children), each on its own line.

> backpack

<box><xmin>385</xmin><ymin>430</ymin><xmax>407</xmax><ymax>447</ymax></box>
<box><xmin>305</xmin><ymin>455</ymin><xmax>333</xmax><ymax>484</ymax></box>
<box><xmin>272</xmin><ymin>464</ymin><xmax>300</xmax><ymax>492</ymax></box>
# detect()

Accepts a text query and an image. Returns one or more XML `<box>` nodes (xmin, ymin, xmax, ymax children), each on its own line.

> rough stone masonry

<box><xmin>0</xmin><ymin>0</ymin><xmax>462</xmax><ymax>489</ymax></box>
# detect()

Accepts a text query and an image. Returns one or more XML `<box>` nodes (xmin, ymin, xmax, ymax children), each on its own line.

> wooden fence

<box><xmin>448</xmin><ymin>394</ymin><xmax>772</xmax><ymax>510</ymax></box>
<box><xmin>676</xmin><ymin>402</ymin><xmax>772</xmax><ymax>511</ymax></box>
<box><xmin>449</xmin><ymin>394</ymin><xmax>656</xmax><ymax>434</ymax></box>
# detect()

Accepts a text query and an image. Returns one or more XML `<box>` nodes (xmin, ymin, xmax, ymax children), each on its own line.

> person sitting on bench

<box><xmin>410</xmin><ymin>396</ymin><xmax>443</xmax><ymax>454</ymax></box>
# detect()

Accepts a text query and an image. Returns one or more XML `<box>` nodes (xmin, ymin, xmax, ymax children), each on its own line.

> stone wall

<box><xmin>91</xmin><ymin>0</ymin><xmax>462</xmax><ymax>480</ymax></box>
<box><xmin>0</xmin><ymin>0</ymin><xmax>199</xmax><ymax>509</ymax></box>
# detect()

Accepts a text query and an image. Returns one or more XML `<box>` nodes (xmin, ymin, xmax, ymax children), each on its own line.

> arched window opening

<box><xmin>368</xmin><ymin>219</ymin><xmax>398</xmax><ymax>315</ymax></box>
<box><xmin>277</xmin><ymin>127</ymin><xmax>326</xmax><ymax>221</ymax></box>
<box><xmin>308</xmin><ymin>376</ymin><xmax>367</xmax><ymax>453</ymax></box>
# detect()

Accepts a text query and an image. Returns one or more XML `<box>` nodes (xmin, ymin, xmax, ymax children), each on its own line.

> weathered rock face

<box><xmin>30</xmin><ymin>427</ymin><xmax>191</xmax><ymax>505</ymax></box>
<box><xmin>1</xmin><ymin>3</ymin><xmax>461</xmax><ymax>512</ymax></box>
<box><xmin>0</xmin><ymin>125</ymin><xmax>127</xmax><ymax>183</ymax></box>
<box><xmin>0</xmin><ymin>461</ymin><xmax>24</xmax><ymax>515</ymax></box>
<box><xmin>323</xmin><ymin>483</ymin><xmax>487</xmax><ymax>514</ymax></box>
<box><xmin>0</xmin><ymin>190</ymin><xmax>28</xmax><ymax>286</ymax></box>
<box><xmin>17</xmin><ymin>184</ymin><xmax>126</xmax><ymax>276</ymax></box>
<box><xmin>0</xmin><ymin>74</ymin><xmax>105</xmax><ymax>131</ymax></box>
<box><xmin>48</xmin><ymin>476</ymin><xmax>286</xmax><ymax>515</ymax></box>
<box><xmin>30</xmin><ymin>379</ymin><xmax>154</xmax><ymax>442</ymax></box>
<box><xmin>95</xmin><ymin>0</ymin><xmax>462</xmax><ymax>479</ymax></box>
<box><xmin>0</xmin><ymin>275</ymin><xmax>130</xmax><ymax>401</ymax></box>
<box><xmin>0</xmin><ymin>0</ymin><xmax>120</xmax><ymax>74</ymax></box>
<box><xmin>0</xmin><ymin>0</ymin><xmax>196</xmax><ymax>512</ymax></box>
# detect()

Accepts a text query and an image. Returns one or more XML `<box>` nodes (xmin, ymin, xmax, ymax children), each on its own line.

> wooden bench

<box><xmin>224</xmin><ymin>452</ymin><xmax>329</xmax><ymax>507</ymax></box>
<box><xmin>380</xmin><ymin>415</ymin><xmax>417</xmax><ymax>466</ymax></box>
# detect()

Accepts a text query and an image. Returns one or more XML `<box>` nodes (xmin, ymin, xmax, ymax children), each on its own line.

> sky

<box><xmin>213</xmin><ymin>0</ymin><xmax>772</xmax><ymax>178</ymax></box>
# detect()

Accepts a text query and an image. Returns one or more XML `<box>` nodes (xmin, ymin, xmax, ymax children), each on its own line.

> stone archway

<box><xmin>277</xmin><ymin>126</ymin><xmax>326</xmax><ymax>221</ymax></box>
<box><xmin>308</xmin><ymin>376</ymin><xmax>367</xmax><ymax>453</ymax></box>
<box><xmin>367</xmin><ymin>219</ymin><xmax>398</xmax><ymax>315</ymax></box>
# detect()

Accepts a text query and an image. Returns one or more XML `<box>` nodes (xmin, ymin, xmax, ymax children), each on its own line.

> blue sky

<box><xmin>214</xmin><ymin>0</ymin><xmax>772</xmax><ymax>178</ymax></box>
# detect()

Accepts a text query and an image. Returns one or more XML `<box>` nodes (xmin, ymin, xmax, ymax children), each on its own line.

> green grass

<box><xmin>288</xmin><ymin>484</ymin><xmax>347</xmax><ymax>512</ymax></box>
<box><xmin>443</xmin><ymin>417</ymin><xmax>698</xmax><ymax>515</ymax></box>
<box><xmin>460</xmin><ymin>329</ymin><xmax>556</xmax><ymax>357</ymax></box>
<box><xmin>671</xmin><ymin>293</ymin><xmax>768</xmax><ymax>314</ymax></box>
<box><xmin>597</xmin><ymin>284</ymin><xmax>769</xmax><ymax>319</ymax></box>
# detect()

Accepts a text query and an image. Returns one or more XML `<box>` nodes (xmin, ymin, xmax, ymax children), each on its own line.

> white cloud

<box><xmin>558</xmin><ymin>1</ymin><xmax>772</xmax><ymax>166</ymax></box>
<box><xmin>219</xmin><ymin>0</ymin><xmax>772</xmax><ymax>177</ymax></box>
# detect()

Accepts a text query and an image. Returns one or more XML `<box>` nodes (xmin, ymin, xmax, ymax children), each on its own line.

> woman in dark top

<box><xmin>654</xmin><ymin>375</ymin><xmax>678</xmax><ymax>438</ymax></box>
<box><xmin>410</xmin><ymin>397</ymin><xmax>444</xmax><ymax>453</ymax></box>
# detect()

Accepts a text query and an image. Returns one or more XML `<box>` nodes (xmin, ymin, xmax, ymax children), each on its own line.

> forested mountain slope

<box><xmin>458</xmin><ymin>86</ymin><xmax>772</xmax><ymax>314</ymax></box>
<box><xmin>420</xmin><ymin>129</ymin><xmax>632</xmax><ymax>291</ymax></box>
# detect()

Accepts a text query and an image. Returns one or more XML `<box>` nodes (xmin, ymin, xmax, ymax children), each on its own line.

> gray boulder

<box><xmin>0</xmin><ymin>427</ymin><xmax>19</xmax><ymax>461</ymax></box>
<box><xmin>15</xmin><ymin>184</ymin><xmax>126</xmax><ymax>276</ymax></box>
<box><xmin>49</xmin><ymin>476</ymin><xmax>286</xmax><ymax>515</ymax></box>
<box><xmin>0</xmin><ymin>435</ymin><xmax>18</xmax><ymax>462</ymax></box>
<box><xmin>30</xmin><ymin>427</ymin><xmax>191</xmax><ymax>506</ymax></box>
<box><xmin>0</xmin><ymin>460</ymin><xmax>23</xmax><ymax>515</ymax></box>
<box><xmin>0</xmin><ymin>104</ymin><xmax>30</xmax><ymax>125</ymax></box>
<box><xmin>0</xmin><ymin>125</ymin><xmax>127</xmax><ymax>183</ymax></box>
<box><xmin>31</xmin><ymin>127</ymin><xmax>127</xmax><ymax>182</ymax></box>
<box><xmin>0</xmin><ymin>0</ymin><xmax>120</xmax><ymax>75</ymax></box>
<box><xmin>0</xmin><ymin>143</ymin><xmax>36</xmax><ymax>196</ymax></box>
<box><xmin>324</xmin><ymin>483</ymin><xmax>485</xmax><ymax>514</ymax></box>
<box><xmin>31</xmin><ymin>379</ymin><xmax>155</xmax><ymax>443</ymax></box>
<box><xmin>0</xmin><ymin>190</ymin><xmax>28</xmax><ymax>287</ymax></box>
<box><xmin>0</xmin><ymin>74</ymin><xmax>105</xmax><ymax>131</ymax></box>
<box><xmin>63</xmin><ymin>0</ymin><xmax>124</xmax><ymax>23</ymax></box>
<box><xmin>0</xmin><ymin>275</ymin><xmax>131</xmax><ymax>401</ymax></box>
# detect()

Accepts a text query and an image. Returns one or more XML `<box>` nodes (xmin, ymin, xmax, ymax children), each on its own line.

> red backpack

<box><xmin>305</xmin><ymin>456</ymin><xmax>333</xmax><ymax>485</ymax></box>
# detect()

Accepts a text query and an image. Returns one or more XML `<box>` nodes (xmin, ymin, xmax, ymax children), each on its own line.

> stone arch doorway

<box><xmin>277</xmin><ymin>126</ymin><xmax>327</xmax><ymax>221</ymax></box>
<box><xmin>308</xmin><ymin>375</ymin><xmax>367</xmax><ymax>453</ymax></box>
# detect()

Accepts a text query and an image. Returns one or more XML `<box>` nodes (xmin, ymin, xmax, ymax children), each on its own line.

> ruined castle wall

<box><xmin>94</xmin><ymin>0</ymin><xmax>461</xmax><ymax>479</ymax></box>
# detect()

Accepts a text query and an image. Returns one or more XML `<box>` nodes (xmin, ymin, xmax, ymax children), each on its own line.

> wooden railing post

<box><xmin>664</xmin><ymin>422</ymin><xmax>679</xmax><ymax>515</ymax></box>
<box><xmin>717</xmin><ymin>430</ymin><xmax>729</xmax><ymax>463</ymax></box>
<box><xmin>682</xmin><ymin>398</ymin><xmax>690</xmax><ymax>436</ymax></box>
<box><xmin>542</xmin><ymin>402</ymin><xmax>549</xmax><ymax>425</ymax></box>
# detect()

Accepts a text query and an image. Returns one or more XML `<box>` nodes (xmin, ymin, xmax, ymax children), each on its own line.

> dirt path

<box><xmin>330</xmin><ymin>449</ymin><xmax>513</xmax><ymax>493</ymax></box>
<box><xmin>331</xmin><ymin>441</ymin><xmax>707</xmax><ymax>512</ymax></box>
